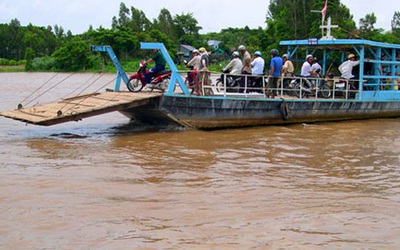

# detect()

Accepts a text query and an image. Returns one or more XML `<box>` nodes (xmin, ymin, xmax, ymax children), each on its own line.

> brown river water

<box><xmin>0</xmin><ymin>72</ymin><xmax>400</xmax><ymax>249</ymax></box>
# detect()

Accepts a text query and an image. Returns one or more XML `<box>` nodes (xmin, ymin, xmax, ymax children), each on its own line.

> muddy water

<box><xmin>0</xmin><ymin>73</ymin><xmax>400</xmax><ymax>249</ymax></box>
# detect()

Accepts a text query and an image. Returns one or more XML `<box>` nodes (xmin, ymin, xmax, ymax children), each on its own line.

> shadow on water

<box><xmin>108</xmin><ymin>121</ymin><xmax>188</xmax><ymax>136</ymax></box>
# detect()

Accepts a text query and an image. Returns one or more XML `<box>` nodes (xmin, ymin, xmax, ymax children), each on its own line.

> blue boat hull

<box><xmin>120</xmin><ymin>95</ymin><xmax>400</xmax><ymax>129</ymax></box>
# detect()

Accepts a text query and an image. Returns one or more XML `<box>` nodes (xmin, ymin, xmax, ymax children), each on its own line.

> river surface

<box><xmin>0</xmin><ymin>72</ymin><xmax>400</xmax><ymax>249</ymax></box>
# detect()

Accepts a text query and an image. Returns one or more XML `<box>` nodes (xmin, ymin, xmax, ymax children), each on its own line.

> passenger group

<box><xmin>184</xmin><ymin>44</ymin><xmax>399</xmax><ymax>95</ymax></box>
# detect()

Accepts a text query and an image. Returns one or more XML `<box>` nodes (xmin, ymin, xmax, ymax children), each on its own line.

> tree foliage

<box><xmin>1</xmin><ymin>1</ymin><xmax>399</xmax><ymax>72</ymax></box>
<box><xmin>267</xmin><ymin>0</ymin><xmax>357</xmax><ymax>45</ymax></box>
<box><xmin>392</xmin><ymin>11</ymin><xmax>400</xmax><ymax>37</ymax></box>
<box><xmin>52</xmin><ymin>38</ymin><xmax>93</xmax><ymax>71</ymax></box>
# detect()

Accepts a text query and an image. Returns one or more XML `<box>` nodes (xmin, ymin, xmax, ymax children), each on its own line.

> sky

<box><xmin>0</xmin><ymin>0</ymin><xmax>399</xmax><ymax>35</ymax></box>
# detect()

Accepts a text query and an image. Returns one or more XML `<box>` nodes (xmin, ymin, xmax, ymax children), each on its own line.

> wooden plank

<box><xmin>0</xmin><ymin>91</ymin><xmax>162</xmax><ymax>126</ymax></box>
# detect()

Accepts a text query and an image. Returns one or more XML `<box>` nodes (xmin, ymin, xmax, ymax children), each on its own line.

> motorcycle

<box><xmin>184</xmin><ymin>64</ymin><xmax>200</xmax><ymax>95</ymax></box>
<box><xmin>214</xmin><ymin>69</ymin><xmax>242</xmax><ymax>93</ymax></box>
<box><xmin>289</xmin><ymin>69</ymin><xmax>331</xmax><ymax>98</ymax></box>
<box><xmin>127</xmin><ymin>60</ymin><xmax>172</xmax><ymax>92</ymax></box>
<box><xmin>331</xmin><ymin>77</ymin><xmax>358</xmax><ymax>98</ymax></box>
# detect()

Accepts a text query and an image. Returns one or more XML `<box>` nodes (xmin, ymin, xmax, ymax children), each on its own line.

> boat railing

<box><xmin>178</xmin><ymin>71</ymin><xmax>361</xmax><ymax>100</ymax></box>
<box><xmin>280</xmin><ymin>75</ymin><xmax>361</xmax><ymax>100</ymax></box>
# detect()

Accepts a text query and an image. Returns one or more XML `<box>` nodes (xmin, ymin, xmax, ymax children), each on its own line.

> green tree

<box><xmin>24</xmin><ymin>47</ymin><xmax>35</xmax><ymax>71</ymax></box>
<box><xmin>53</xmin><ymin>24</ymin><xmax>65</xmax><ymax>39</ymax></box>
<box><xmin>153</xmin><ymin>8</ymin><xmax>176</xmax><ymax>42</ymax></box>
<box><xmin>392</xmin><ymin>11</ymin><xmax>400</xmax><ymax>38</ymax></box>
<box><xmin>173</xmin><ymin>12</ymin><xmax>202</xmax><ymax>44</ymax></box>
<box><xmin>52</xmin><ymin>39</ymin><xmax>92</xmax><ymax>71</ymax></box>
<box><xmin>266</xmin><ymin>0</ymin><xmax>356</xmax><ymax>46</ymax></box>
<box><xmin>130</xmin><ymin>7</ymin><xmax>151</xmax><ymax>33</ymax></box>
<box><xmin>84</xmin><ymin>27</ymin><xmax>138</xmax><ymax>60</ymax></box>
<box><xmin>146</xmin><ymin>29</ymin><xmax>176</xmax><ymax>58</ymax></box>
<box><xmin>117</xmin><ymin>2</ymin><xmax>130</xmax><ymax>27</ymax></box>
<box><xmin>359</xmin><ymin>13</ymin><xmax>377</xmax><ymax>34</ymax></box>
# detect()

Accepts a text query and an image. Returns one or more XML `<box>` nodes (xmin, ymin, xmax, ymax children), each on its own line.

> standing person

<box><xmin>338</xmin><ymin>53</ymin><xmax>360</xmax><ymax>79</ymax></box>
<box><xmin>281</xmin><ymin>53</ymin><xmax>294</xmax><ymax>93</ymax></box>
<box><xmin>251</xmin><ymin>51</ymin><xmax>265</xmax><ymax>75</ymax></box>
<box><xmin>281</xmin><ymin>54</ymin><xmax>294</xmax><ymax>76</ymax></box>
<box><xmin>250</xmin><ymin>51</ymin><xmax>265</xmax><ymax>90</ymax></box>
<box><xmin>238</xmin><ymin>45</ymin><xmax>252</xmax><ymax>92</ymax></box>
<box><xmin>338</xmin><ymin>53</ymin><xmax>361</xmax><ymax>90</ymax></box>
<box><xmin>268</xmin><ymin>49</ymin><xmax>283</xmax><ymax>97</ymax></box>
<box><xmin>186</xmin><ymin>49</ymin><xmax>201</xmax><ymax>70</ymax></box>
<box><xmin>186</xmin><ymin>49</ymin><xmax>201</xmax><ymax>87</ymax></box>
<box><xmin>145</xmin><ymin>49</ymin><xmax>166</xmax><ymax>87</ymax></box>
<box><xmin>238</xmin><ymin>45</ymin><xmax>252</xmax><ymax>74</ymax></box>
<box><xmin>197</xmin><ymin>47</ymin><xmax>210</xmax><ymax>96</ymax></box>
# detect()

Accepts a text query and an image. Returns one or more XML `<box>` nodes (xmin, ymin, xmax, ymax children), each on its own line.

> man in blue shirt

<box><xmin>268</xmin><ymin>49</ymin><xmax>283</xmax><ymax>97</ymax></box>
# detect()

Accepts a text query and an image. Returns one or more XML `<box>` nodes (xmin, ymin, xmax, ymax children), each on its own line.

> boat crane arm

<box><xmin>90</xmin><ymin>45</ymin><xmax>129</xmax><ymax>92</ymax></box>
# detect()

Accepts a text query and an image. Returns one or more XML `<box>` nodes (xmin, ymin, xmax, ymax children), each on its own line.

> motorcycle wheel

<box><xmin>160</xmin><ymin>77</ymin><xmax>172</xmax><ymax>92</ymax></box>
<box><xmin>286</xmin><ymin>79</ymin><xmax>297</xmax><ymax>96</ymax></box>
<box><xmin>214</xmin><ymin>79</ymin><xmax>224</xmax><ymax>93</ymax></box>
<box><xmin>319</xmin><ymin>83</ymin><xmax>331</xmax><ymax>98</ymax></box>
<box><xmin>294</xmin><ymin>81</ymin><xmax>306</xmax><ymax>98</ymax></box>
<box><xmin>127</xmin><ymin>78</ymin><xmax>144</xmax><ymax>92</ymax></box>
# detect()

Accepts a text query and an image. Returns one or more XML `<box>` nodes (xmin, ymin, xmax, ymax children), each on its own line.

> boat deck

<box><xmin>0</xmin><ymin>91</ymin><xmax>162</xmax><ymax>126</ymax></box>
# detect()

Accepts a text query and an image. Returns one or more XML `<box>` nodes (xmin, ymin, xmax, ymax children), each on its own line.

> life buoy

<box><xmin>280</xmin><ymin>100</ymin><xmax>291</xmax><ymax>121</ymax></box>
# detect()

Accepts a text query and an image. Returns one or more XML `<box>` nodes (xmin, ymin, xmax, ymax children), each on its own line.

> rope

<box><xmin>18</xmin><ymin>73</ymin><xmax>75</xmax><ymax>109</ymax></box>
<box><xmin>337</xmin><ymin>27</ymin><xmax>365</xmax><ymax>40</ymax></box>
<box><xmin>62</xmin><ymin>73</ymin><xmax>102</xmax><ymax>98</ymax></box>
<box><xmin>18</xmin><ymin>73</ymin><xmax>59</xmax><ymax>108</ymax></box>
<box><xmin>57</xmin><ymin>76</ymin><xmax>118</xmax><ymax>116</ymax></box>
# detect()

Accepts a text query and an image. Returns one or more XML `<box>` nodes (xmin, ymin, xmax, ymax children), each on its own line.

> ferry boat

<box><xmin>118</xmin><ymin>34</ymin><xmax>400</xmax><ymax>129</ymax></box>
<box><xmin>1</xmin><ymin>19</ymin><xmax>400</xmax><ymax>130</ymax></box>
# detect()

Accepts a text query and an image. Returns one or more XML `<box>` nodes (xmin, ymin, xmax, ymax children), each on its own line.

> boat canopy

<box><xmin>280</xmin><ymin>38</ymin><xmax>400</xmax><ymax>100</ymax></box>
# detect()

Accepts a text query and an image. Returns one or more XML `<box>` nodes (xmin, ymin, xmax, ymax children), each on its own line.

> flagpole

<box><xmin>311</xmin><ymin>0</ymin><xmax>328</xmax><ymax>37</ymax></box>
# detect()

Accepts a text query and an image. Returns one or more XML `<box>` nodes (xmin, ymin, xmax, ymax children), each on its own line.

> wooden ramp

<box><xmin>0</xmin><ymin>91</ymin><xmax>162</xmax><ymax>126</ymax></box>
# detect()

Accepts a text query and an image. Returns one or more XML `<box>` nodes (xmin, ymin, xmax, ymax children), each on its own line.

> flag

<box><xmin>321</xmin><ymin>0</ymin><xmax>328</xmax><ymax>21</ymax></box>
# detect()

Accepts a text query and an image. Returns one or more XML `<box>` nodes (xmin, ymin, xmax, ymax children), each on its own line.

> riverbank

<box><xmin>0</xmin><ymin>65</ymin><xmax>25</xmax><ymax>72</ymax></box>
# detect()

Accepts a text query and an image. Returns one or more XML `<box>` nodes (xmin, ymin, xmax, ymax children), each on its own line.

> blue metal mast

<box><xmin>90</xmin><ymin>45</ymin><xmax>129</xmax><ymax>92</ymax></box>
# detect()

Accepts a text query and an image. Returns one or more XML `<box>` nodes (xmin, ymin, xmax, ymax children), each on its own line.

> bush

<box><xmin>52</xmin><ymin>39</ymin><xmax>92</xmax><ymax>71</ymax></box>
<box><xmin>28</xmin><ymin>56</ymin><xmax>55</xmax><ymax>71</ymax></box>
<box><xmin>0</xmin><ymin>58</ymin><xmax>9</xmax><ymax>66</ymax></box>
<box><xmin>8</xmin><ymin>59</ymin><xmax>18</xmax><ymax>66</ymax></box>
<box><xmin>18</xmin><ymin>60</ymin><xmax>26</xmax><ymax>65</ymax></box>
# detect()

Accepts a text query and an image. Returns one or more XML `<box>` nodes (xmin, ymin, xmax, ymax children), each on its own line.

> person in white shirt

<box><xmin>222</xmin><ymin>51</ymin><xmax>242</xmax><ymax>75</ymax></box>
<box><xmin>186</xmin><ymin>49</ymin><xmax>201</xmax><ymax>70</ymax></box>
<box><xmin>251</xmin><ymin>51</ymin><xmax>265</xmax><ymax>75</ymax></box>
<box><xmin>185</xmin><ymin>49</ymin><xmax>201</xmax><ymax>88</ymax></box>
<box><xmin>339</xmin><ymin>53</ymin><xmax>360</xmax><ymax>79</ymax></box>
<box><xmin>248</xmin><ymin>51</ymin><xmax>265</xmax><ymax>91</ymax></box>
<box><xmin>310</xmin><ymin>57</ymin><xmax>322</xmax><ymax>76</ymax></box>
<box><xmin>301</xmin><ymin>54</ymin><xmax>314</xmax><ymax>76</ymax></box>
